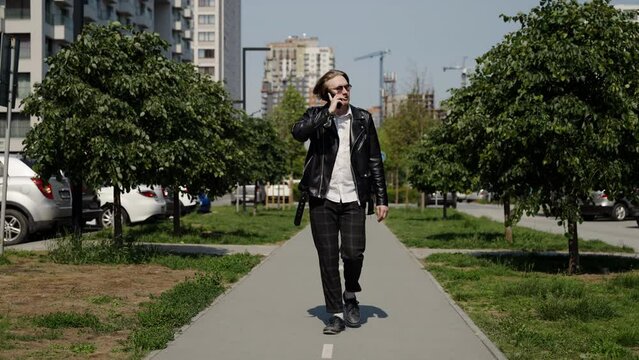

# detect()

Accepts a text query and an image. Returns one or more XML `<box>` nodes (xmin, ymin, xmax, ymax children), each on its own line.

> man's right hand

<box><xmin>327</xmin><ymin>92</ymin><xmax>343</xmax><ymax>115</ymax></box>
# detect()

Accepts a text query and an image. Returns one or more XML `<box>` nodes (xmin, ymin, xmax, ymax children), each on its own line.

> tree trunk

<box><xmin>442</xmin><ymin>192</ymin><xmax>448</xmax><ymax>220</ymax></box>
<box><xmin>503</xmin><ymin>197</ymin><xmax>513</xmax><ymax>244</ymax></box>
<box><xmin>253</xmin><ymin>180</ymin><xmax>258</xmax><ymax>216</ymax></box>
<box><xmin>567</xmin><ymin>220</ymin><xmax>580</xmax><ymax>274</ymax></box>
<box><xmin>420</xmin><ymin>192</ymin><xmax>425</xmax><ymax>210</ymax></box>
<box><xmin>172</xmin><ymin>187</ymin><xmax>181</xmax><ymax>236</ymax></box>
<box><xmin>404</xmin><ymin>184</ymin><xmax>409</xmax><ymax>208</ymax></box>
<box><xmin>242</xmin><ymin>184</ymin><xmax>247</xmax><ymax>213</ymax></box>
<box><xmin>70</xmin><ymin>178</ymin><xmax>83</xmax><ymax>246</ymax></box>
<box><xmin>113</xmin><ymin>186</ymin><xmax>123</xmax><ymax>247</ymax></box>
<box><xmin>394</xmin><ymin>169</ymin><xmax>399</xmax><ymax>205</ymax></box>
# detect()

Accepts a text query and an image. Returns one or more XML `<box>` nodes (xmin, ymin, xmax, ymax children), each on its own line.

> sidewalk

<box><xmin>147</xmin><ymin>218</ymin><xmax>505</xmax><ymax>360</ymax></box>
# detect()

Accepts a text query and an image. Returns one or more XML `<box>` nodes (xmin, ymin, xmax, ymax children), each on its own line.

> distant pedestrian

<box><xmin>292</xmin><ymin>69</ymin><xmax>389</xmax><ymax>334</ymax></box>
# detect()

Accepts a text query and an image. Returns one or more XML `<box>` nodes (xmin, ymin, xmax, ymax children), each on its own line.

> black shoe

<box><xmin>323</xmin><ymin>316</ymin><xmax>345</xmax><ymax>335</ymax></box>
<box><xmin>343</xmin><ymin>293</ymin><xmax>361</xmax><ymax>328</ymax></box>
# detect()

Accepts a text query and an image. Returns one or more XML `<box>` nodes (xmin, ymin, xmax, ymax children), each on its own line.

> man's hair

<box><xmin>313</xmin><ymin>69</ymin><xmax>350</xmax><ymax>102</ymax></box>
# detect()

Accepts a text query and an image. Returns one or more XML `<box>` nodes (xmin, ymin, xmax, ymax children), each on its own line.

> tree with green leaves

<box><xmin>22</xmin><ymin>23</ymin><xmax>166</xmax><ymax>244</ymax></box>
<box><xmin>22</xmin><ymin>23</ymin><xmax>243</xmax><ymax>240</ymax></box>
<box><xmin>140</xmin><ymin>59</ymin><xmax>241</xmax><ymax>234</ymax></box>
<box><xmin>444</xmin><ymin>0</ymin><xmax>639</xmax><ymax>273</ymax></box>
<box><xmin>409</xmin><ymin>124</ymin><xmax>472</xmax><ymax>219</ymax></box>
<box><xmin>235</xmin><ymin>113</ymin><xmax>288</xmax><ymax>213</ymax></box>
<box><xmin>380</xmin><ymin>88</ymin><xmax>439</xmax><ymax>204</ymax></box>
<box><xmin>265</xmin><ymin>85</ymin><xmax>308</xmax><ymax>178</ymax></box>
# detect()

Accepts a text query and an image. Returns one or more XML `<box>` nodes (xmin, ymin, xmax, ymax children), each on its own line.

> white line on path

<box><xmin>321</xmin><ymin>344</ymin><xmax>334</xmax><ymax>359</ymax></box>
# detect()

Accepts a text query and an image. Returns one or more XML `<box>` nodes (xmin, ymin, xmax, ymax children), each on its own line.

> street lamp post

<box><xmin>240</xmin><ymin>47</ymin><xmax>269</xmax><ymax>212</ymax></box>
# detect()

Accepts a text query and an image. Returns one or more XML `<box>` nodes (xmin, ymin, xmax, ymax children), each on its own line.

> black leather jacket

<box><xmin>291</xmin><ymin>105</ymin><xmax>388</xmax><ymax>210</ymax></box>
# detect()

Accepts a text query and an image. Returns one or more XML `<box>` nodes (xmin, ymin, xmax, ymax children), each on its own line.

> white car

<box><xmin>163</xmin><ymin>186</ymin><xmax>199</xmax><ymax>216</ymax></box>
<box><xmin>97</xmin><ymin>185</ymin><xmax>166</xmax><ymax>227</ymax></box>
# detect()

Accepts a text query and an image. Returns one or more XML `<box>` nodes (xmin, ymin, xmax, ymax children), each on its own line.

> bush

<box><xmin>387</xmin><ymin>185</ymin><xmax>421</xmax><ymax>204</ymax></box>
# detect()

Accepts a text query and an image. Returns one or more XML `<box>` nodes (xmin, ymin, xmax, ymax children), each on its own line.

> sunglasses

<box><xmin>330</xmin><ymin>84</ymin><xmax>352</xmax><ymax>93</ymax></box>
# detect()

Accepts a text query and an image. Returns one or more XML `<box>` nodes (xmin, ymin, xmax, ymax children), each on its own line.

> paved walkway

<box><xmin>147</xmin><ymin>218</ymin><xmax>505</xmax><ymax>360</ymax></box>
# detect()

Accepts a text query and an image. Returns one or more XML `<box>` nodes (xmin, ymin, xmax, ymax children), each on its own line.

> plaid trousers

<box><xmin>309</xmin><ymin>197</ymin><xmax>366</xmax><ymax>314</ymax></box>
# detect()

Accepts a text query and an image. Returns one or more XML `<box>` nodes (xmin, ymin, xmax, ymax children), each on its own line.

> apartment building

<box><xmin>0</xmin><ymin>0</ymin><xmax>194</xmax><ymax>152</ymax></box>
<box><xmin>261</xmin><ymin>34</ymin><xmax>334</xmax><ymax>115</ymax></box>
<box><xmin>615</xmin><ymin>4</ymin><xmax>639</xmax><ymax>21</ymax></box>
<box><xmin>191</xmin><ymin>0</ymin><xmax>241</xmax><ymax>104</ymax></box>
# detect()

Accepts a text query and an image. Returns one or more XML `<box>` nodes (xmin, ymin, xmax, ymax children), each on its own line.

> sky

<box><xmin>241</xmin><ymin>0</ymin><xmax>633</xmax><ymax>116</ymax></box>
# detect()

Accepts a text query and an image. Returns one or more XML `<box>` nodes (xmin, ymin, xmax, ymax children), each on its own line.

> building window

<box><xmin>0</xmin><ymin>112</ymin><xmax>31</xmax><ymax>138</ymax></box>
<box><xmin>198</xmin><ymin>31</ymin><xmax>215</xmax><ymax>42</ymax></box>
<box><xmin>9</xmin><ymin>34</ymin><xmax>31</xmax><ymax>59</ymax></box>
<box><xmin>198</xmin><ymin>0</ymin><xmax>215</xmax><ymax>7</ymax></box>
<box><xmin>198</xmin><ymin>49</ymin><xmax>215</xmax><ymax>59</ymax></box>
<box><xmin>198</xmin><ymin>15</ymin><xmax>215</xmax><ymax>25</ymax></box>
<box><xmin>199</xmin><ymin>66</ymin><xmax>215</xmax><ymax>76</ymax></box>
<box><xmin>17</xmin><ymin>73</ymin><xmax>31</xmax><ymax>99</ymax></box>
<box><xmin>5</xmin><ymin>0</ymin><xmax>31</xmax><ymax>19</ymax></box>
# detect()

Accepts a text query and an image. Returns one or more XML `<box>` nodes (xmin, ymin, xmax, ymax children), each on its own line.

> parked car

<box><xmin>163</xmin><ymin>186</ymin><xmax>199</xmax><ymax>216</ymax></box>
<box><xmin>580</xmin><ymin>190</ymin><xmax>639</xmax><ymax>221</ymax></box>
<box><xmin>81</xmin><ymin>188</ymin><xmax>102</xmax><ymax>224</ymax></box>
<box><xmin>465</xmin><ymin>189</ymin><xmax>491</xmax><ymax>202</ymax></box>
<box><xmin>230</xmin><ymin>183</ymin><xmax>266</xmax><ymax>204</ymax></box>
<box><xmin>426</xmin><ymin>192</ymin><xmax>457</xmax><ymax>207</ymax></box>
<box><xmin>96</xmin><ymin>185</ymin><xmax>166</xmax><ymax>228</ymax></box>
<box><xmin>0</xmin><ymin>157</ymin><xmax>72</xmax><ymax>245</ymax></box>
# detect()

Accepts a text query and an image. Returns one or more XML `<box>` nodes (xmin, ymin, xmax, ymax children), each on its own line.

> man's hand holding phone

<box><xmin>327</xmin><ymin>91</ymin><xmax>343</xmax><ymax>115</ymax></box>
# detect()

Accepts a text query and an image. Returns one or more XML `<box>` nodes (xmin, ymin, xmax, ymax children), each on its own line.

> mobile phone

<box><xmin>328</xmin><ymin>90</ymin><xmax>342</xmax><ymax>109</ymax></box>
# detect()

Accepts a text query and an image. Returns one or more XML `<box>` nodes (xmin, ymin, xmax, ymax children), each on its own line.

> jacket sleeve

<box><xmin>291</xmin><ymin>107</ymin><xmax>331</xmax><ymax>142</ymax></box>
<box><xmin>368</xmin><ymin>118</ymin><xmax>389</xmax><ymax>206</ymax></box>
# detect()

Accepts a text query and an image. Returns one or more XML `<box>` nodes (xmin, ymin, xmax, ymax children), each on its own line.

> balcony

<box><xmin>52</xmin><ymin>15</ymin><xmax>73</xmax><ymax>43</ymax></box>
<box><xmin>183</xmin><ymin>30</ymin><xmax>192</xmax><ymax>39</ymax></box>
<box><xmin>117</xmin><ymin>0</ymin><xmax>135</xmax><ymax>16</ymax></box>
<box><xmin>173</xmin><ymin>0</ymin><xmax>183</xmax><ymax>8</ymax></box>
<box><xmin>97</xmin><ymin>6</ymin><xmax>115</xmax><ymax>21</ymax></box>
<box><xmin>53</xmin><ymin>0</ymin><xmax>73</xmax><ymax>7</ymax></box>
<box><xmin>183</xmin><ymin>8</ymin><xmax>192</xmax><ymax>18</ymax></box>
<box><xmin>173</xmin><ymin>20</ymin><xmax>182</xmax><ymax>31</ymax></box>
<box><xmin>84</xmin><ymin>2</ymin><xmax>98</xmax><ymax>22</ymax></box>
<box><xmin>173</xmin><ymin>43</ymin><xmax>182</xmax><ymax>54</ymax></box>
<box><xmin>133</xmin><ymin>12</ymin><xmax>153</xmax><ymax>30</ymax></box>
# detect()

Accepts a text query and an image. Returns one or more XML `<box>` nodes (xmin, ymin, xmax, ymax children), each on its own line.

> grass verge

<box><xmin>115</xmin><ymin>205</ymin><xmax>308</xmax><ymax>245</ymax></box>
<box><xmin>425</xmin><ymin>253</ymin><xmax>639</xmax><ymax>359</ymax></box>
<box><xmin>385</xmin><ymin>207</ymin><xmax>631</xmax><ymax>252</ymax></box>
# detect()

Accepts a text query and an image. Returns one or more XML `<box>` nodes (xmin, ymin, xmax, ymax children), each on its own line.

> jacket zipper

<box><xmin>319</xmin><ymin>132</ymin><xmax>325</xmax><ymax>196</ymax></box>
<box><xmin>303</xmin><ymin>155</ymin><xmax>313</xmax><ymax>175</ymax></box>
<box><xmin>350</xmin><ymin>118</ymin><xmax>360</xmax><ymax>204</ymax></box>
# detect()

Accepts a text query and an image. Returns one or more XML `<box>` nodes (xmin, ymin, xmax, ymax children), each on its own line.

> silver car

<box><xmin>0</xmin><ymin>157</ymin><xmax>72</xmax><ymax>245</ymax></box>
<box><xmin>581</xmin><ymin>190</ymin><xmax>638</xmax><ymax>221</ymax></box>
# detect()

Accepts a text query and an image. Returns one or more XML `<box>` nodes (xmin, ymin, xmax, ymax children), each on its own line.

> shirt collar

<box><xmin>335</xmin><ymin>106</ymin><xmax>352</xmax><ymax>120</ymax></box>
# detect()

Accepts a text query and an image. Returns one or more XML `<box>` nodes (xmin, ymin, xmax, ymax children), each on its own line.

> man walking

<box><xmin>292</xmin><ymin>69</ymin><xmax>389</xmax><ymax>334</ymax></box>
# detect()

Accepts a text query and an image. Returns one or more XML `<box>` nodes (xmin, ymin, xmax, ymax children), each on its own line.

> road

<box><xmin>456</xmin><ymin>202</ymin><xmax>639</xmax><ymax>252</ymax></box>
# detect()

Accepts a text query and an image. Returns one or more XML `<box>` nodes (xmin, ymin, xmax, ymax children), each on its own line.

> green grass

<box><xmin>385</xmin><ymin>207</ymin><xmax>631</xmax><ymax>252</ymax></box>
<box><xmin>2</xmin><ymin>205</ymin><xmax>274</xmax><ymax>359</ymax></box>
<box><xmin>122</xmin><ymin>205</ymin><xmax>308</xmax><ymax>245</ymax></box>
<box><xmin>32</xmin><ymin>312</ymin><xmax>111</xmax><ymax>332</ymax></box>
<box><xmin>425</xmin><ymin>253</ymin><xmax>639</xmax><ymax>359</ymax></box>
<box><xmin>126</xmin><ymin>253</ymin><xmax>261</xmax><ymax>358</ymax></box>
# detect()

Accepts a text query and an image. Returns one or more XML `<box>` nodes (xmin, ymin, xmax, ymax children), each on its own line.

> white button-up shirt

<box><xmin>326</xmin><ymin>108</ymin><xmax>358</xmax><ymax>204</ymax></box>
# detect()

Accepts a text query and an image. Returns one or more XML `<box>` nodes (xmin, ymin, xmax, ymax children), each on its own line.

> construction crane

<box><xmin>443</xmin><ymin>56</ymin><xmax>469</xmax><ymax>87</ymax></box>
<box><xmin>354</xmin><ymin>49</ymin><xmax>391</xmax><ymax>125</ymax></box>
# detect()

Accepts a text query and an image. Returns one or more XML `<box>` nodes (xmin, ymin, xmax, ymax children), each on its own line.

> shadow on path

<box><xmin>307</xmin><ymin>305</ymin><xmax>389</xmax><ymax>325</ymax></box>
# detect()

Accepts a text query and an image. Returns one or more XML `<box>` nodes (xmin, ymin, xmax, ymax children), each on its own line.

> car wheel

<box><xmin>611</xmin><ymin>203</ymin><xmax>628</xmax><ymax>221</ymax></box>
<box><xmin>3</xmin><ymin>209</ymin><xmax>28</xmax><ymax>245</ymax></box>
<box><xmin>99</xmin><ymin>205</ymin><xmax>129</xmax><ymax>228</ymax></box>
